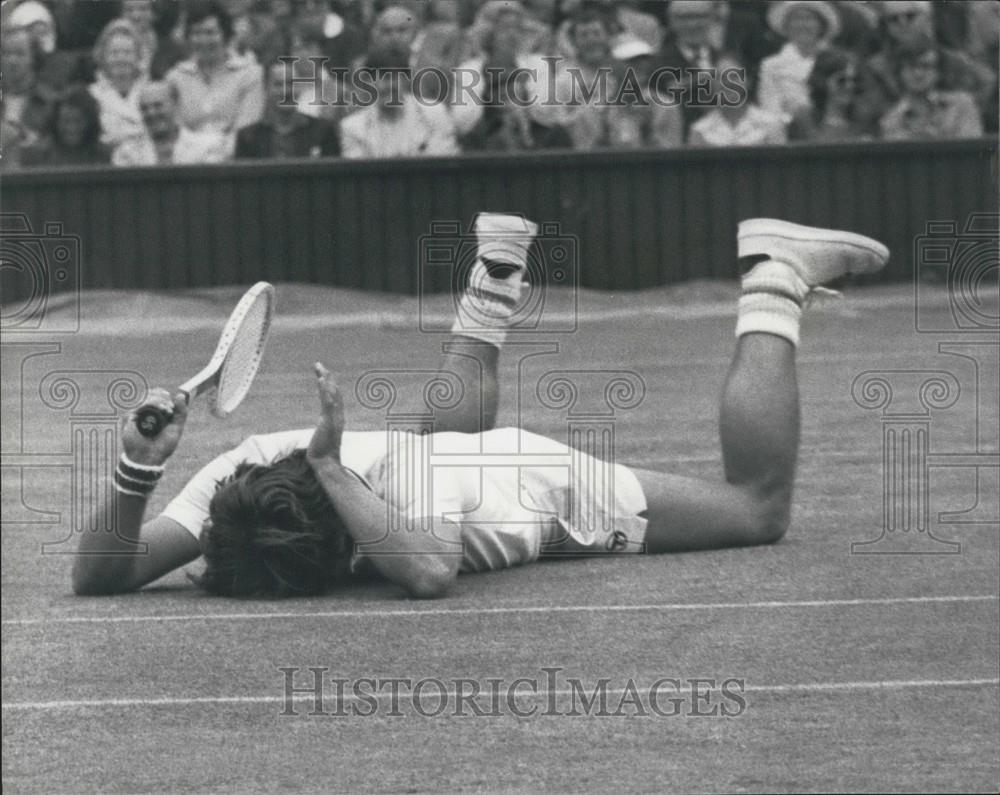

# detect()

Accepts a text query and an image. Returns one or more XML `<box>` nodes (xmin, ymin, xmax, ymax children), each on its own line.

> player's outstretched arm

<box><xmin>71</xmin><ymin>390</ymin><xmax>202</xmax><ymax>595</ymax></box>
<box><xmin>306</xmin><ymin>364</ymin><xmax>463</xmax><ymax>599</ymax></box>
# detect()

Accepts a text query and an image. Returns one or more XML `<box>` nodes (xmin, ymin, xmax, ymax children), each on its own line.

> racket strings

<box><xmin>216</xmin><ymin>292</ymin><xmax>273</xmax><ymax>415</ymax></box>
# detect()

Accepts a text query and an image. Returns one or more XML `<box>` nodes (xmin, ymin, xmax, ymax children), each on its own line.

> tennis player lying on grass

<box><xmin>72</xmin><ymin>213</ymin><xmax>888</xmax><ymax>599</ymax></box>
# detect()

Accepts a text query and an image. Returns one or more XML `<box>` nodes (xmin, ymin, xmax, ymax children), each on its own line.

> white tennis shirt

<box><xmin>162</xmin><ymin>428</ymin><xmax>648</xmax><ymax>573</ymax></box>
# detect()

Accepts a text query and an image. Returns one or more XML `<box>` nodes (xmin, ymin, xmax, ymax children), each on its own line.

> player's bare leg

<box><xmin>430</xmin><ymin>214</ymin><xmax>537</xmax><ymax>434</ymax></box>
<box><xmin>635</xmin><ymin>219</ymin><xmax>889</xmax><ymax>553</ymax></box>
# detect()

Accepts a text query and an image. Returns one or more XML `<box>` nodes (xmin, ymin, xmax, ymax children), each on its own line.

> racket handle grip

<box><xmin>136</xmin><ymin>406</ymin><xmax>173</xmax><ymax>438</ymax></box>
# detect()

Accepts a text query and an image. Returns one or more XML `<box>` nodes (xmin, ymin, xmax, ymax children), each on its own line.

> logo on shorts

<box><xmin>606</xmin><ymin>530</ymin><xmax>629</xmax><ymax>552</ymax></box>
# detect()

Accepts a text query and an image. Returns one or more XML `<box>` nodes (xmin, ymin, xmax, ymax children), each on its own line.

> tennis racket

<box><xmin>136</xmin><ymin>282</ymin><xmax>276</xmax><ymax>438</ymax></box>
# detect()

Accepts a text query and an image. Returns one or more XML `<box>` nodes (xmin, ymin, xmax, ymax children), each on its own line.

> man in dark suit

<box><xmin>656</xmin><ymin>0</ymin><xmax>723</xmax><ymax>136</ymax></box>
<box><xmin>235</xmin><ymin>61</ymin><xmax>340</xmax><ymax>160</ymax></box>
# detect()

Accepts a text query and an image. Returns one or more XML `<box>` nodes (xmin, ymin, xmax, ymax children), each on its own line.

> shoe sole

<box><xmin>738</xmin><ymin>219</ymin><xmax>890</xmax><ymax>276</ymax></box>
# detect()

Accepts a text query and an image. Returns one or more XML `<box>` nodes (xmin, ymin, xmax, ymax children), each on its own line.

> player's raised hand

<box><xmin>307</xmin><ymin>362</ymin><xmax>344</xmax><ymax>462</ymax></box>
<box><xmin>124</xmin><ymin>389</ymin><xmax>188</xmax><ymax>465</ymax></box>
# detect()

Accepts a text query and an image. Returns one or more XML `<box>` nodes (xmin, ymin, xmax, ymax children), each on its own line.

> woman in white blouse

<box><xmin>689</xmin><ymin>51</ymin><xmax>787</xmax><ymax>147</ymax></box>
<box><xmin>758</xmin><ymin>0</ymin><xmax>841</xmax><ymax>123</ymax></box>
<box><xmin>88</xmin><ymin>19</ymin><xmax>147</xmax><ymax>148</ymax></box>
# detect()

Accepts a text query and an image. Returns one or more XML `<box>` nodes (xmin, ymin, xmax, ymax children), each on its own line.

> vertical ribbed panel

<box><xmin>0</xmin><ymin>141</ymin><xmax>994</xmax><ymax>307</ymax></box>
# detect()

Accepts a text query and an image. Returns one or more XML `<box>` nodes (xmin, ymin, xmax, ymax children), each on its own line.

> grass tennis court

<box><xmin>2</xmin><ymin>282</ymin><xmax>998</xmax><ymax>793</ymax></box>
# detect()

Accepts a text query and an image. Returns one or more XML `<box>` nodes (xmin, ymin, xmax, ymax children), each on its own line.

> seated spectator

<box><xmin>688</xmin><ymin>51</ymin><xmax>787</xmax><ymax>147</ymax></box>
<box><xmin>292</xmin><ymin>0</ymin><xmax>365</xmax><ymax>73</ymax></box>
<box><xmin>612</xmin><ymin>37</ymin><xmax>684</xmax><ymax>149</ymax></box>
<box><xmin>340</xmin><ymin>48</ymin><xmax>458</xmax><ymax>159</ymax></box>
<box><xmin>89</xmin><ymin>20</ymin><xmax>147</xmax><ymax>148</ymax></box>
<box><xmin>468</xmin><ymin>0</ymin><xmax>556</xmax><ymax>61</ymax></box>
<box><xmin>879</xmin><ymin>34</ymin><xmax>983</xmax><ymax>140</ymax></box>
<box><xmin>549</xmin><ymin>7</ymin><xmax>638</xmax><ymax>150</ymax></box>
<box><xmin>1</xmin><ymin>97</ymin><xmax>34</xmax><ymax>171</ymax></box>
<box><xmin>45</xmin><ymin>0</ymin><xmax>121</xmax><ymax>54</ymax></box>
<box><xmin>112</xmin><ymin>80</ymin><xmax>229</xmax><ymax>165</ymax></box>
<box><xmin>657</xmin><ymin>0</ymin><xmax>724</xmax><ymax>133</ymax></box>
<box><xmin>235</xmin><ymin>62</ymin><xmax>340</xmax><ymax>159</ymax></box>
<box><xmin>451</xmin><ymin>3</ymin><xmax>552</xmax><ymax>140</ymax></box>
<box><xmin>349</xmin><ymin>4</ymin><xmax>457</xmax><ymax>105</ymax></box>
<box><xmin>359</xmin><ymin>4</ymin><xmax>421</xmax><ymax>66</ymax></box>
<box><xmin>411</xmin><ymin>0</ymin><xmax>467</xmax><ymax>80</ymax></box>
<box><xmin>165</xmin><ymin>1</ymin><xmax>264</xmax><ymax>139</ymax></box>
<box><xmin>120</xmin><ymin>0</ymin><xmax>185</xmax><ymax>80</ymax></box>
<box><xmin>6</xmin><ymin>0</ymin><xmax>90</xmax><ymax>88</ymax></box>
<box><xmin>829</xmin><ymin>0</ymin><xmax>880</xmax><ymax>57</ymax></box>
<box><xmin>963</xmin><ymin>0</ymin><xmax>1000</xmax><ymax>65</ymax></box>
<box><xmin>227</xmin><ymin>0</ymin><xmax>287</xmax><ymax>68</ymax></box>
<box><xmin>789</xmin><ymin>48</ymin><xmax>872</xmax><ymax>142</ymax></box>
<box><xmin>1</xmin><ymin>27</ymin><xmax>58</xmax><ymax>139</ymax></box>
<box><xmin>722</xmin><ymin>0</ymin><xmax>782</xmax><ymax>69</ymax></box>
<box><xmin>459</xmin><ymin>66</ymin><xmax>572</xmax><ymax>152</ymax></box>
<box><xmin>758</xmin><ymin>1</ymin><xmax>841</xmax><ymax>122</ymax></box>
<box><xmin>860</xmin><ymin>1</ymin><xmax>996</xmax><ymax>131</ymax></box>
<box><xmin>22</xmin><ymin>87</ymin><xmax>111</xmax><ymax>168</ymax></box>
<box><xmin>556</xmin><ymin>0</ymin><xmax>663</xmax><ymax>58</ymax></box>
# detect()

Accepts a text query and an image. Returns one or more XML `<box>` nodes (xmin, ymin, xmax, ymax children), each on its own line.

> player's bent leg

<box><xmin>633</xmin><ymin>467</ymin><xmax>788</xmax><ymax>553</ymax></box>
<box><xmin>431</xmin><ymin>336</ymin><xmax>500</xmax><ymax>433</ymax></box>
<box><xmin>431</xmin><ymin>213</ymin><xmax>539</xmax><ymax>435</ymax></box>
<box><xmin>635</xmin><ymin>218</ymin><xmax>888</xmax><ymax>555</ymax></box>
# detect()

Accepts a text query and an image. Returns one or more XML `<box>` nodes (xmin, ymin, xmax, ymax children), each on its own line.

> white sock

<box><xmin>735</xmin><ymin>260</ymin><xmax>809</xmax><ymax>346</ymax></box>
<box><xmin>449</xmin><ymin>213</ymin><xmax>538</xmax><ymax>347</ymax></box>
<box><xmin>451</xmin><ymin>260</ymin><xmax>525</xmax><ymax>346</ymax></box>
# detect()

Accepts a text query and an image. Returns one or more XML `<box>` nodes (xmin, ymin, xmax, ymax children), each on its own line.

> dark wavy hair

<box><xmin>193</xmin><ymin>450</ymin><xmax>355</xmax><ymax>598</ymax></box>
<box><xmin>48</xmin><ymin>86</ymin><xmax>103</xmax><ymax>149</ymax></box>
<box><xmin>184</xmin><ymin>0</ymin><xmax>234</xmax><ymax>41</ymax></box>
<box><xmin>807</xmin><ymin>48</ymin><xmax>862</xmax><ymax>120</ymax></box>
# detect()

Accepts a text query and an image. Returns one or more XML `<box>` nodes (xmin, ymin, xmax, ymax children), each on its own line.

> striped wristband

<box><xmin>114</xmin><ymin>453</ymin><xmax>165</xmax><ymax>498</ymax></box>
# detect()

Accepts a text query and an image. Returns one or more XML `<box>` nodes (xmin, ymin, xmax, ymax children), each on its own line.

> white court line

<box><xmin>3</xmin><ymin>678</ymin><xmax>998</xmax><ymax>712</ymax></box>
<box><xmin>3</xmin><ymin>594</ymin><xmax>996</xmax><ymax>628</ymax></box>
<box><xmin>20</xmin><ymin>289</ymin><xmax>936</xmax><ymax>338</ymax></box>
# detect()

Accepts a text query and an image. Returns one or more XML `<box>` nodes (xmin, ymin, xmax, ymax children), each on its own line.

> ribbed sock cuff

<box><xmin>735</xmin><ymin>292</ymin><xmax>803</xmax><ymax>346</ymax></box>
<box><xmin>736</xmin><ymin>260</ymin><xmax>807</xmax><ymax>346</ymax></box>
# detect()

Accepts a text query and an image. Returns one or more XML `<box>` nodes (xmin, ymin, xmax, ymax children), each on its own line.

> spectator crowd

<box><xmin>1</xmin><ymin>0</ymin><xmax>996</xmax><ymax>170</ymax></box>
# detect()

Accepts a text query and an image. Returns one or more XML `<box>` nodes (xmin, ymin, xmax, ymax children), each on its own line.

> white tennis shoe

<box><xmin>738</xmin><ymin>218</ymin><xmax>890</xmax><ymax>288</ymax></box>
